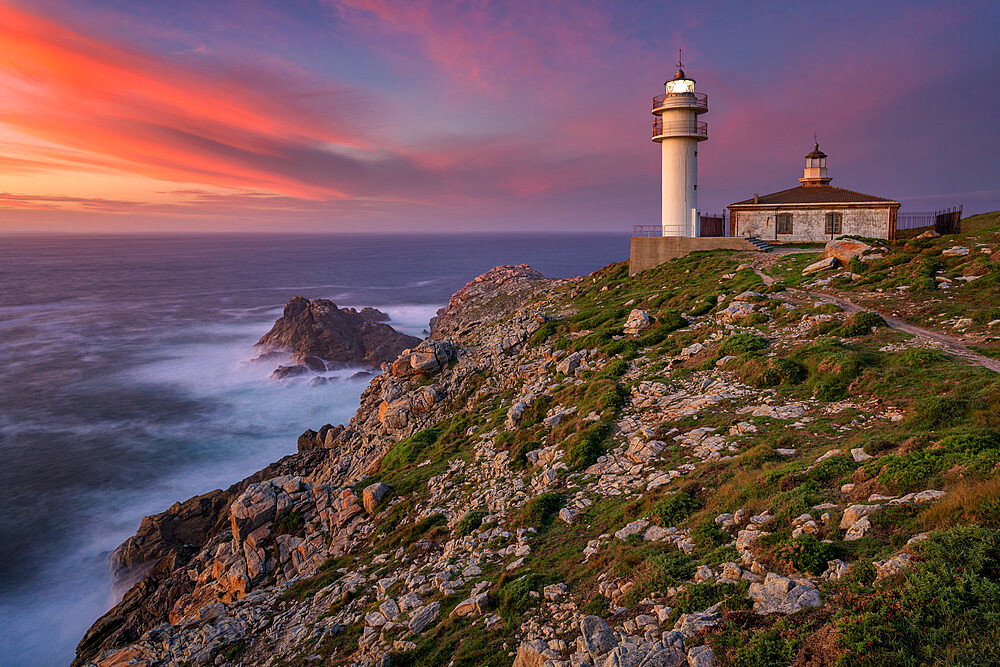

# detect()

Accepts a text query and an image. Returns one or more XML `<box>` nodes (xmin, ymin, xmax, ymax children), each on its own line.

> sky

<box><xmin>0</xmin><ymin>0</ymin><xmax>997</xmax><ymax>233</ymax></box>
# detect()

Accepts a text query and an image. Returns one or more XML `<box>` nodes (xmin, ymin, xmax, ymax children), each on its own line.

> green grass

<box><xmin>835</xmin><ymin>525</ymin><xmax>1000</xmax><ymax>665</ymax></box>
<box><xmin>777</xmin><ymin>535</ymin><xmax>838</xmax><ymax>575</ymax></box>
<box><xmin>272</xmin><ymin>510</ymin><xmax>305</xmax><ymax>537</ymax></box>
<box><xmin>511</xmin><ymin>492</ymin><xmax>564</xmax><ymax>529</ymax></box>
<box><xmin>455</xmin><ymin>509</ymin><xmax>489</xmax><ymax>536</ymax></box>
<box><xmin>650</xmin><ymin>491</ymin><xmax>701</xmax><ymax>527</ymax></box>
<box><xmin>718</xmin><ymin>332</ymin><xmax>769</xmax><ymax>357</ymax></box>
<box><xmin>869</xmin><ymin>431</ymin><xmax>1000</xmax><ymax>493</ymax></box>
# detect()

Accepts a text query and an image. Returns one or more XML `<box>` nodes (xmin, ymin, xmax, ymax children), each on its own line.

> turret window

<box><xmin>776</xmin><ymin>213</ymin><xmax>793</xmax><ymax>234</ymax></box>
<box><xmin>825</xmin><ymin>212</ymin><xmax>842</xmax><ymax>235</ymax></box>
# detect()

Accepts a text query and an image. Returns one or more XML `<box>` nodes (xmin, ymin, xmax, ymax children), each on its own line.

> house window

<box><xmin>825</xmin><ymin>212</ymin><xmax>842</xmax><ymax>235</ymax></box>
<box><xmin>776</xmin><ymin>213</ymin><xmax>793</xmax><ymax>234</ymax></box>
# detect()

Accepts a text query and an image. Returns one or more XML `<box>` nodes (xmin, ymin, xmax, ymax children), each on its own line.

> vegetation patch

<box><xmin>835</xmin><ymin>525</ymin><xmax>1000</xmax><ymax>665</ymax></box>
<box><xmin>511</xmin><ymin>492</ymin><xmax>564</xmax><ymax>529</ymax></box>
<box><xmin>455</xmin><ymin>509</ymin><xmax>489</xmax><ymax>536</ymax></box>
<box><xmin>718</xmin><ymin>332</ymin><xmax>768</xmax><ymax>357</ymax></box>
<box><xmin>870</xmin><ymin>431</ymin><xmax>1000</xmax><ymax>493</ymax></box>
<box><xmin>272</xmin><ymin>510</ymin><xmax>306</xmax><ymax>537</ymax></box>
<box><xmin>777</xmin><ymin>535</ymin><xmax>837</xmax><ymax>575</ymax></box>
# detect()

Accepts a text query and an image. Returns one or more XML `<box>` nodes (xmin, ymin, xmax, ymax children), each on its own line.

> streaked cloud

<box><xmin>0</xmin><ymin>0</ymin><xmax>996</xmax><ymax>231</ymax></box>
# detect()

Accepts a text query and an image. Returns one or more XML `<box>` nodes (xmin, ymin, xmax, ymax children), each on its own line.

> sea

<box><xmin>0</xmin><ymin>232</ymin><xmax>625</xmax><ymax>666</ymax></box>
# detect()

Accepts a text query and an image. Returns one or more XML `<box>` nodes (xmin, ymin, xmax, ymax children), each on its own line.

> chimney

<box><xmin>753</xmin><ymin>193</ymin><xmax>759</xmax><ymax>203</ymax></box>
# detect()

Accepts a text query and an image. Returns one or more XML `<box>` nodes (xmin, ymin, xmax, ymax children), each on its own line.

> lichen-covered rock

<box><xmin>824</xmin><ymin>239</ymin><xmax>872</xmax><ymax>263</ymax></box>
<box><xmin>362</xmin><ymin>482</ymin><xmax>390</xmax><ymax>514</ymax></box>
<box><xmin>748</xmin><ymin>573</ymin><xmax>821</xmax><ymax>615</ymax></box>
<box><xmin>715</xmin><ymin>301</ymin><xmax>756</xmax><ymax>323</ymax></box>
<box><xmin>580</xmin><ymin>615</ymin><xmax>618</xmax><ymax>662</ymax></box>
<box><xmin>430</xmin><ymin>264</ymin><xmax>545</xmax><ymax>338</ymax></box>
<box><xmin>623</xmin><ymin>309</ymin><xmax>651</xmax><ymax>335</ymax></box>
<box><xmin>803</xmin><ymin>256</ymin><xmax>838</xmax><ymax>274</ymax></box>
<box><xmin>408</xmin><ymin>601</ymin><xmax>440</xmax><ymax>634</ymax></box>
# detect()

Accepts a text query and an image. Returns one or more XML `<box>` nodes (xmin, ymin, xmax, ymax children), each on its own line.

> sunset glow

<box><xmin>0</xmin><ymin>0</ymin><xmax>997</xmax><ymax>232</ymax></box>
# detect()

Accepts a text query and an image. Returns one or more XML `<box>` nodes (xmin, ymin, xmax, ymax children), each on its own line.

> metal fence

<box><xmin>632</xmin><ymin>225</ymin><xmax>661</xmax><ymax>237</ymax></box>
<box><xmin>632</xmin><ymin>213</ymin><xmax>730</xmax><ymax>238</ymax></box>
<box><xmin>896</xmin><ymin>205</ymin><xmax>963</xmax><ymax>237</ymax></box>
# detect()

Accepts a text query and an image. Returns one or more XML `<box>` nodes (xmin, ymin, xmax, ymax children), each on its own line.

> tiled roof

<box><xmin>729</xmin><ymin>185</ymin><xmax>898</xmax><ymax>206</ymax></box>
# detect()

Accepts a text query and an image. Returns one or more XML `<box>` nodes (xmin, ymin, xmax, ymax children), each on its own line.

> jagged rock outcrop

<box><xmin>256</xmin><ymin>296</ymin><xmax>418</xmax><ymax>375</ymax></box>
<box><xmin>74</xmin><ymin>453</ymin><xmax>316</xmax><ymax>665</ymax></box>
<box><xmin>429</xmin><ymin>264</ymin><xmax>545</xmax><ymax>338</ymax></box>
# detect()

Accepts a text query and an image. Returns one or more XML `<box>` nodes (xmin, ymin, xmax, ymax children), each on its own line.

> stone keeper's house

<box><xmin>728</xmin><ymin>144</ymin><xmax>900</xmax><ymax>242</ymax></box>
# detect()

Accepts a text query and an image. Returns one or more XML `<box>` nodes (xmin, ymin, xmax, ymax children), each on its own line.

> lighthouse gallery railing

<box><xmin>652</xmin><ymin>91</ymin><xmax>708</xmax><ymax>110</ymax></box>
<box><xmin>652</xmin><ymin>118</ymin><xmax>708</xmax><ymax>138</ymax></box>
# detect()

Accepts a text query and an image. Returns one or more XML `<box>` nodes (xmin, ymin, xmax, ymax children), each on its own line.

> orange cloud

<box><xmin>0</xmin><ymin>1</ymin><xmax>391</xmax><ymax>203</ymax></box>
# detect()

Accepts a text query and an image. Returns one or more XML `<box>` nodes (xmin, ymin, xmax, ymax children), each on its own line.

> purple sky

<box><xmin>0</xmin><ymin>0</ymin><xmax>997</xmax><ymax>232</ymax></box>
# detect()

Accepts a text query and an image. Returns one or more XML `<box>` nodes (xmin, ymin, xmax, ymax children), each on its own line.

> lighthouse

<box><xmin>652</xmin><ymin>53</ymin><xmax>708</xmax><ymax>237</ymax></box>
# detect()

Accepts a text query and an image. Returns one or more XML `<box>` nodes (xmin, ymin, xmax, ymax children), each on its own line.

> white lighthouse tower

<box><xmin>652</xmin><ymin>52</ymin><xmax>708</xmax><ymax>237</ymax></box>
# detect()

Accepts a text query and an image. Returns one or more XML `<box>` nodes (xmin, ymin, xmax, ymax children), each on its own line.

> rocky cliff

<box><xmin>75</xmin><ymin>218</ymin><xmax>1000</xmax><ymax>667</ymax></box>
<box><xmin>256</xmin><ymin>297</ymin><xmax>419</xmax><ymax>378</ymax></box>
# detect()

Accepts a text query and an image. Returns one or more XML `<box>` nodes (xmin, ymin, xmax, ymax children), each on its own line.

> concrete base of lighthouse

<box><xmin>628</xmin><ymin>236</ymin><xmax>762</xmax><ymax>276</ymax></box>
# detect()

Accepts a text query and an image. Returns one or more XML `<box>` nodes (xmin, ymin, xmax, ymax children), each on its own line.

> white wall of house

<box><xmin>731</xmin><ymin>206</ymin><xmax>892</xmax><ymax>241</ymax></box>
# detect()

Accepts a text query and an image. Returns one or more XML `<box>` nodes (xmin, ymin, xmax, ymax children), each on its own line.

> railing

<box><xmin>653</xmin><ymin>118</ymin><xmax>708</xmax><ymax>138</ymax></box>
<box><xmin>632</xmin><ymin>225</ymin><xmax>662</xmax><ymax>237</ymax></box>
<box><xmin>897</xmin><ymin>205</ymin><xmax>963</xmax><ymax>230</ymax></box>
<box><xmin>652</xmin><ymin>91</ymin><xmax>708</xmax><ymax>111</ymax></box>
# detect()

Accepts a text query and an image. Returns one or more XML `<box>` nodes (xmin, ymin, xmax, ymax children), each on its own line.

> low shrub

<box><xmin>835</xmin><ymin>525</ymin><xmax>1000</xmax><ymax>664</ymax></box>
<box><xmin>600</xmin><ymin>358</ymin><xmax>629</xmax><ymax>378</ymax></box>
<box><xmin>673</xmin><ymin>582</ymin><xmax>750</xmax><ymax>615</ymax></box>
<box><xmin>627</xmin><ymin>551</ymin><xmax>696</xmax><ymax>603</ymax></box>
<box><xmin>398</xmin><ymin>513</ymin><xmax>447</xmax><ymax>547</ymax></box>
<box><xmin>792</xmin><ymin>337</ymin><xmax>870</xmax><ymax>401</ymax></box>
<box><xmin>718</xmin><ymin>333</ymin><xmax>768</xmax><ymax>357</ymax></box>
<box><xmin>973</xmin><ymin>307</ymin><xmax>1000</xmax><ymax>325</ymax></box>
<box><xmin>737</xmin><ymin>355</ymin><xmax>807</xmax><ymax>388</ymax></box>
<box><xmin>873</xmin><ymin>431</ymin><xmax>1000</xmax><ymax>493</ymax></box>
<box><xmin>691</xmin><ymin>519</ymin><xmax>729</xmax><ymax>548</ymax></box>
<box><xmin>807</xmin><ymin>454</ymin><xmax>855</xmax><ymax>483</ymax></box>
<box><xmin>518</xmin><ymin>395</ymin><xmax>554</xmax><ymax>428</ymax></box>
<box><xmin>455</xmin><ymin>509</ymin><xmax>489</xmax><ymax>536</ymax></box>
<box><xmin>650</xmin><ymin>491</ymin><xmax>701</xmax><ymax>527</ymax></box>
<box><xmin>496</xmin><ymin>572</ymin><xmax>552</xmax><ymax>621</ymax></box>
<box><xmin>509</xmin><ymin>440</ymin><xmax>540</xmax><ymax>471</ymax></box>
<box><xmin>777</xmin><ymin>535</ymin><xmax>836</xmax><ymax>575</ymax></box>
<box><xmin>272</xmin><ymin>510</ymin><xmax>305</xmax><ymax>537</ymax></box>
<box><xmin>511</xmin><ymin>492</ymin><xmax>564</xmax><ymax>529</ymax></box>
<box><xmin>906</xmin><ymin>395</ymin><xmax>968</xmax><ymax>429</ymax></box>
<box><xmin>567</xmin><ymin>420</ymin><xmax>612</xmax><ymax>469</ymax></box>
<box><xmin>582</xmin><ymin>595</ymin><xmax>610</xmax><ymax>616</ymax></box>
<box><xmin>839</xmin><ymin>311</ymin><xmax>886</xmax><ymax>336</ymax></box>
<box><xmin>531</xmin><ymin>320</ymin><xmax>559</xmax><ymax>345</ymax></box>
<box><xmin>895</xmin><ymin>348</ymin><xmax>945</xmax><ymax>367</ymax></box>
<box><xmin>712</xmin><ymin>621</ymin><xmax>812</xmax><ymax>667</ymax></box>
<box><xmin>603</xmin><ymin>337</ymin><xmax>639</xmax><ymax>357</ymax></box>
<box><xmin>380</xmin><ymin>425</ymin><xmax>444</xmax><ymax>472</ymax></box>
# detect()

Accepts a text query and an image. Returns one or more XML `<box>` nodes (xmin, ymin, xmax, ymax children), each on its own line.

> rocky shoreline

<box><xmin>75</xmin><ymin>240</ymin><xmax>1000</xmax><ymax>666</ymax></box>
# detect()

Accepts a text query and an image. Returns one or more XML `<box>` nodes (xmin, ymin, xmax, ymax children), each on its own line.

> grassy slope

<box><xmin>280</xmin><ymin>214</ymin><xmax>1000</xmax><ymax>667</ymax></box>
<box><xmin>768</xmin><ymin>211</ymin><xmax>1000</xmax><ymax>354</ymax></box>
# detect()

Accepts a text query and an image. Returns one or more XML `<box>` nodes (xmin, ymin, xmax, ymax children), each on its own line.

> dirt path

<box><xmin>751</xmin><ymin>267</ymin><xmax>1000</xmax><ymax>374</ymax></box>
